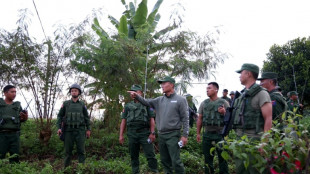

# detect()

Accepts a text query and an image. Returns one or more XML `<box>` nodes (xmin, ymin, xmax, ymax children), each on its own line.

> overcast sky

<box><xmin>1</xmin><ymin>0</ymin><xmax>310</xmax><ymax>105</ymax></box>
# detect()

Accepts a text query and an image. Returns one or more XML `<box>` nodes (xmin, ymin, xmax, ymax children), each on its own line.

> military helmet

<box><xmin>69</xmin><ymin>84</ymin><xmax>82</xmax><ymax>95</ymax></box>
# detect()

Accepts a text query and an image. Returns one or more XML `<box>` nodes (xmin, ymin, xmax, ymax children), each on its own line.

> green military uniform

<box><xmin>185</xmin><ymin>94</ymin><xmax>197</xmax><ymax>128</ymax></box>
<box><xmin>287</xmin><ymin>99</ymin><xmax>300</xmax><ymax>112</ymax></box>
<box><xmin>257</xmin><ymin>72</ymin><xmax>287</xmax><ymax>120</ymax></box>
<box><xmin>122</xmin><ymin>101</ymin><xmax>158</xmax><ymax>174</ymax></box>
<box><xmin>122</xmin><ymin>85</ymin><xmax>158</xmax><ymax>174</ymax></box>
<box><xmin>57</xmin><ymin>99</ymin><xmax>90</xmax><ymax>167</ymax></box>
<box><xmin>198</xmin><ymin>98</ymin><xmax>229</xmax><ymax>174</ymax></box>
<box><xmin>233</xmin><ymin>64</ymin><xmax>271</xmax><ymax>174</ymax></box>
<box><xmin>233</xmin><ymin>84</ymin><xmax>270</xmax><ymax>138</ymax></box>
<box><xmin>269</xmin><ymin>89</ymin><xmax>287</xmax><ymax>120</ymax></box>
<box><xmin>286</xmin><ymin>91</ymin><xmax>302</xmax><ymax>114</ymax></box>
<box><xmin>0</xmin><ymin>98</ymin><xmax>24</xmax><ymax>163</ymax></box>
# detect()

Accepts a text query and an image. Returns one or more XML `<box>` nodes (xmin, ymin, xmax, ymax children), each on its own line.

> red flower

<box><xmin>270</xmin><ymin>168</ymin><xmax>279</xmax><ymax>174</ymax></box>
<box><xmin>295</xmin><ymin>160</ymin><xmax>301</xmax><ymax>170</ymax></box>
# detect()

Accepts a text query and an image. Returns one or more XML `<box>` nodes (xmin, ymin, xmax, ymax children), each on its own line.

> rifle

<box><xmin>188</xmin><ymin>107</ymin><xmax>197</xmax><ymax>120</ymax></box>
<box><xmin>59</xmin><ymin>120</ymin><xmax>65</xmax><ymax>141</ymax></box>
<box><xmin>221</xmin><ymin>91</ymin><xmax>240</xmax><ymax>138</ymax></box>
<box><xmin>59</xmin><ymin>102</ymin><xmax>70</xmax><ymax>141</ymax></box>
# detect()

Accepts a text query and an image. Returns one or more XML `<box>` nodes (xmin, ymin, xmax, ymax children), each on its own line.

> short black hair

<box><xmin>252</xmin><ymin>72</ymin><xmax>258</xmax><ymax>80</ymax></box>
<box><xmin>3</xmin><ymin>85</ymin><xmax>16</xmax><ymax>93</ymax></box>
<box><xmin>208</xmin><ymin>82</ymin><xmax>219</xmax><ymax>90</ymax></box>
<box><xmin>223</xmin><ymin>89</ymin><xmax>228</xmax><ymax>92</ymax></box>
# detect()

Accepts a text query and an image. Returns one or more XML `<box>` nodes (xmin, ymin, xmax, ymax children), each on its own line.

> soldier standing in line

<box><xmin>0</xmin><ymin>85</ymin><xmax>28</xmax><ymax>163</ymax></box>
<box><xmin>232</xmin><ymin>63</ymin><xmax>272</xmax><ymax>174</ymax></box>
<box><xmin>128</xmin><ymin>76</ymin><xmax>189</xmax><ymax>174</ymax></box>
<box><xmin>221</xmin><ymin>89</ymin><xmax>232</xmax><ymax>105</ymax></box>
<box><xmin>57</xmin><ymin>84</ymin><xmax>91</xmax><ymax>167</ymax></box>
<box><xmin>185</xmin><ymin>94</ymin><xmax>197</xmax><ymax>128</ymax></box>
<box><xmin>196</xmin><ymin>82</ymin><xmax>229</xmax><ymax>174</ymax></box>
<box><xmin>258</xmin><ymin>72</ymin><xmax>287</xmax><ymax>120</ymax></box>
<box><xmin>119</xmin><ymin>84</ymin><xmax>158</xmax><ymax>174</ymax></box>
<box><xmin>287</xmin><ymin>91</ymin><xmax>303</xmax><ymax>114</ymax></box>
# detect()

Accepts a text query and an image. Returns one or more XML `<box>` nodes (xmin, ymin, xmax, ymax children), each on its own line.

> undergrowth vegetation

<box><xmin>1</xmin><ymin>109</ymin><xmax>309</xmax><ymax>173</ymax></box>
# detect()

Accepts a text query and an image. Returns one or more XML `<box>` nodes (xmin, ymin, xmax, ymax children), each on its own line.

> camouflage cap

<box><xmin>236</xmin><ymin>63</ymin><xmax>259</xmax><ymax>74</ymax></box>
<box><xmin>157</xmin><ymin>76</ymin><xmax>175</xmax><ymax>84</ymax></box>
<box><xmin>257</xmin><ymin>72</ymin><xmax>278</xmax><ymax>80</ymax></box>
<box><xmin>130</xmin><ymin>84</ymin><xmax>143</xmax><ymax>92</ymax></box>
<box><xmin>289</xmin><ymin>91</ymin><xmax>298</xmax><ymax>96</ymax></box>
<box><xmin>229</xmin><ymin>91</ymin><xmax>235</xmax><ymax>95</ymax></box>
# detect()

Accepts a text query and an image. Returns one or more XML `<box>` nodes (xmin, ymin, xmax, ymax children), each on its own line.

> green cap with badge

<box><xmin>130</xmin><ymin>84</ymin><xmax>143</xmax><ymax>92</ymax></box>
<box><xmin>157</xmin><ymin>76</ymin><xmax>175</xmax><ymax>84</ymax></box>
<box><xmin>236</xmin><ymin>63</ymin><xmax>259</xmax><ymax>74</ymax></box>
<box><xmin>257</xmin><ymin>72</ymin><xmax>278</xmax><ymax>80</ymax></box>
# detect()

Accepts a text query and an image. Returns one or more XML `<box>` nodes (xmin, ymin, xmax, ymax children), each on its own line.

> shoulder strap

<box><xmin>247</xmin><ymin>84</ymin><xmax>263</xmax><ymax>97</ymax></box>
<box><xmin>64</xmin><ymin>100</ymin><xmax>71</xmax><ymax>117</ymax></box>
<box><xmin>79</xmin><ymin>100</ymin><xmax>86</xmax><ymax>107</ymax></box>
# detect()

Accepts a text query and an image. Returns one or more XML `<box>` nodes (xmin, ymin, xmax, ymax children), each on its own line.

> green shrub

<box><xmin>221</xmin><ymin>112</ymin><xmax>310</xmax><ymax>173</ymax></box>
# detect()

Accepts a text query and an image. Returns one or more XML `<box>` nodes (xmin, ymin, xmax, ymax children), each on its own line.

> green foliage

<box><xmin>182</xmin><ymin>126</ymin><xmax>203</xmax><ymax>156</ymax></box>
<box><xmin>262</xmin><ymin>37</ymin><xmax>310</xmax><ymax>105</ymax></box>
<box><xmin>0</xmin><ymin>160</ymin><xmax>37</xmax><ymax>174</ymax></box>
<box><xmin>0</xmin><ymin>9</ymin><xmax>77</xmax><ymax>145</ymax></box>
<box><xmin>12</xmin><ymin>114</ymin><xmax>310</xmax><ymax>173</ymax></box>
<box><xmin>181</xmin><ymin>151</ymin><xmax>204</xmax><ymax>173</ymax></box>
<box><xmin>0</xmin><ymin>118</ymin><xmax>212</xmax><ymax>173</ymax></box>
<box><xmin>222</xmin><ymin>111</ymin><xmax>310</xmax><ymax>173</ymax></box>
<box><xmin>118</xmin><ymin>15</ymin><xmax>128</xmax><ymax>37</ymax></box>
<box><xmin>71</xmin><ymin>0</ymin><xmax>227</xmax><ymax>132</ymax></box>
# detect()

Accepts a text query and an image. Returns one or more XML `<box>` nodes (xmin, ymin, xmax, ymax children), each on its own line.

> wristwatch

<box><xmin>151</xmin><ymin>131</ymin><xmax>156</xmax><ymax>135</ymax></box>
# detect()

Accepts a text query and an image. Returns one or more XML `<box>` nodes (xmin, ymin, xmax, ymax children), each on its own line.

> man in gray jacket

<box><xmin>128</xmin><ymin>76</ymin><xmax>189</xmax><ymax>174</ymax></box>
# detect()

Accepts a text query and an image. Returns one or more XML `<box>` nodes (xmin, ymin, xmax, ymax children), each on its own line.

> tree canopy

<box><xmin>262</xmin><ymin>37</ymin><xmax>310</xmax><ymax>104</ymax></box>
<box><xmin>70</xmin><ymin>0</ymin><xmax>227</xmax><ymax>131</ymax></box>
<box><xmin>0</xmin><ymin>9</ymin><xmax>75</xmax><ymax>144</ymax></box>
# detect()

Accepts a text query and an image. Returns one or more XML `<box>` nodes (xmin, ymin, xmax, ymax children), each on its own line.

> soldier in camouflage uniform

<box><xmin>258</xmin><ymin>72</ymin><xmax>287</xmax><ymax>120</ymax></box>
<box><xmin>197</xmin><ymin>82</ymin><xmax>229</xmax><ymax>174</ymax></box>
<box><xmin>57</xmin><ymin>84</ymin><xmax>91</xmax><ymax>167</ymax></box>
<box><xmin>287</xmin><ymin>91</ymin><xmax>303</xmax><ymax>115</ymax></box>
<box><xmin>119</xmin><ymin>84</ymin><xmax>158</xmax><ymax>174</ymax></box>
<box><xmin>0</xmin><ymin>85</ymin><xmax>28</xmax><ymax>163</ymax></box>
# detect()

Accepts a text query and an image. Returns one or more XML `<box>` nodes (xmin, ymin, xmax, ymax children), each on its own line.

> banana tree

<box><xmin>71</xmin><ymin>0</ymin><xmax>227</xmax><ymax>132</ymax></box>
